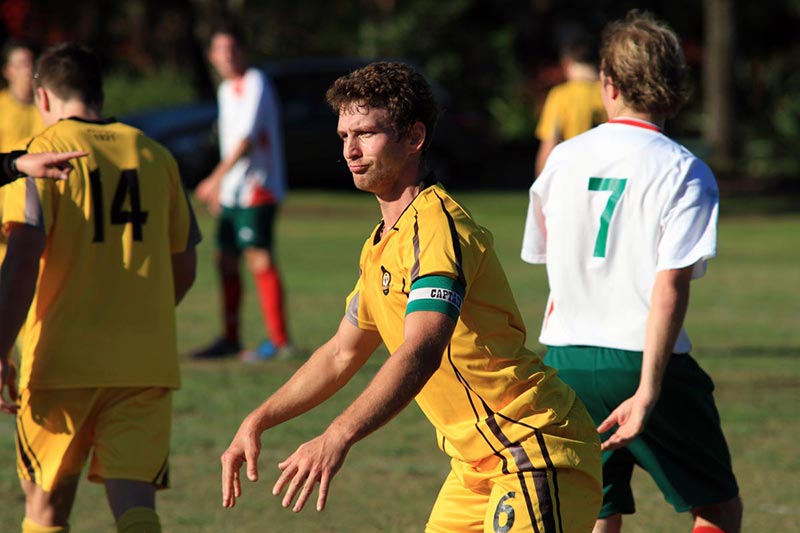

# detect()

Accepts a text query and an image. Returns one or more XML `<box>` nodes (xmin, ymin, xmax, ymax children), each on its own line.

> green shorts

<box><xmin>216</xmin><ymin>204</ymin><xmax>278</xmax><ymax>255</ymax></box>
<box><xmin>544</xmin><ymin>345</ymin><xmax>739</xmax><ymax>517</ymax></box>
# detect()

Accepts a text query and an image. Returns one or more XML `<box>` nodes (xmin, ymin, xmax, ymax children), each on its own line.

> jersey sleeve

<box><xmin>344</xmin><ymin>273</ymin><xmax>378</xmax><ymax>331</ymax></box>
<box><xmin>520</xmin><ymin>178</ymin><xmax>548</xmax><ymax>264</ymax></box>
<box><xmin>2</xmin><ymin>137</ymin><xmax>57</xmax><ymax>236</ymax></box>
<box><xmin>240</xmin><ymin>72</ymin><xmax>266</xmax><ymax>141</ymax></box>
<box><xmin>535</xmin><ymin>86</ymin><xmax>561</xmax><ymax>141</ymax></box>
<box><xmin>2</xmin><ymin>175</ymin><xmax>53</xmax><ymax>235</ymax></box>
<box><xmin>168</xmin><ymin>153</ymin><xmax>202</xmax><ymax>253</ymax></box>
<box><xmin>256</xmin><ymin>74</ymin><xmax>288</xmax><ymax>186</ymax></box>
<box><xmin>657</xmin><ymin>158</ymin><xmax>719</xmax><ymax>278</ymax></box>
<box><xmin>402</xmin><ymin>200</ymin><xmax>470</xmax><ymax>320</ymax></box>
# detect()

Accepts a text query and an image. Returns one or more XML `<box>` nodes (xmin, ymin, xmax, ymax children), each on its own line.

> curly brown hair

<box><xmin>326</xmin><ymin>61</ymin><xmax>439</xmax><ymax>154</ymax></box>
<box><xmin>600</xmin><ymin>10</ymin><xmax>688</xmax><ymax>119</ymax></box>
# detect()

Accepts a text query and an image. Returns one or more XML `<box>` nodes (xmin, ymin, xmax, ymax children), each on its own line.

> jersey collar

<box><xmin>606</xmin><ymin>117</ymin><xmax>663</xmax><ymax>133</ymax></box>
<box><xmin>372</xmin><ymin>174</ymin><xmax>436</xmax><ymax>245</ymax></box>
<box><xmin>62</xmin><ymin>116</ymin><xmax>117</xmax><ymax>125</ymax></box>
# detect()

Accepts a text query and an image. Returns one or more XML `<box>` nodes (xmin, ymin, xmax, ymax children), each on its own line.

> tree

<box><xmin>703</xmin><ymin>0</ymin><xmax>734</xmax><ymax>170</ymax></box>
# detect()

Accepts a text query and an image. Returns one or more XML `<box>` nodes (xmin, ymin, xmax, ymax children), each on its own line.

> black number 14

<box><xmin>89</xmin><ymin>168</ymin><xmax>149</xmax><ymax>242</ymax></box>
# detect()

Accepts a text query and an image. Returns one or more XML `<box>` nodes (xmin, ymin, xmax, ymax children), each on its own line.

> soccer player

<box><xmin>221</xmin><ymin>61</ymin><xmax>602</xmax><ymax>532</ymax></box>
<box><xmin>0</xmin><ymin>40</ymin><xmax>42</xmax><ymax>151</ymax></box>
<box><xmin>521</xmin><ymin>11</ymin><xmax>742</xmax><ymax>533</ymax></box>
<box><xmin>534</xmin><ymin>30</ymin><xmax>606</xmax><ymax>176</ymax></box>
<box><xmin>0</xmin><ymin>40</ymin><xmax>44</xmax><ymax>265</ymax></box>
<box><xmin>192</xmin><ymin>23</ymin><xmax>291</xmax><ymax>361</ymax></box>
<box><xmin>0</xmin><ymin>43</ymin><xmax>200</xmax><ymax>533</ymax></box>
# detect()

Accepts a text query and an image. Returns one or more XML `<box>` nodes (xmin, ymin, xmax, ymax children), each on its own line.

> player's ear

<box><xmin>407</xmin><ymin>121</ymin><xmax>426</xmax><ymax>154</ymax></box>
<box><xmin>35</xmin><ymin>87</ymin><xmax>50</xmax><ymax>112</ymax></box>
<box><xmin>600</xmin><ymin>72</ymin><xmax>620</xmax><ymax>102</ymax></box>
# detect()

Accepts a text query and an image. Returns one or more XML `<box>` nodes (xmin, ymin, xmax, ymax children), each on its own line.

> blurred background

<box><xmin>1</xmin><ymin>0</ymin><xmax>798</xmax><ymax>196</ymax></box>
<box><xmin>1</xmin><ymin>3</ymin><xmax>798</xmax><ymax>530</ymax></box>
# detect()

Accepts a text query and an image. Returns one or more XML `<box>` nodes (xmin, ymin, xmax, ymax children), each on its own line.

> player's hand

<box><xmin>195</xmin><ymin>175</ymin><xmax>222</xmax><ymax>215</ymax></box>
<box><xmin>272</xmin><ymin>431</ymin><xmax>350</xmax><ymax>513</ymax></box>
<box><xmin>15</xmin><ymin>151</ymin><xmax>88</xmax><ymax>180</ymax></box>
<box><xmin>0</xmin><ymin>358</ymin><xmax>19</xmax><ymax>414</ymax></box>
<box><xmin>597</xmin><ymin>391</ymin><xmax>657</xmax><ymax>451</ymax></box>
<box><xmin>220</xmin><ymin>415</ymin><xmax>263</xmax><ymax>508</ymax></box>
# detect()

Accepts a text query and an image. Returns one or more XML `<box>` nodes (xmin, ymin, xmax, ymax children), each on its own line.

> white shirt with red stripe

<box><xmin>218</xmin><ymin>67</ymin><xmax>287</xmax><ymax>207</ymax></box>
<box><xmin>521</xmin><ymin>118</ymin><xmax>719</xmax><ymax>353</ymax></box>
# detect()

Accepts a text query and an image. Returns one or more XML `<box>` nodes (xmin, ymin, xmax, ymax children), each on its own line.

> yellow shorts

<box><xmin>16</xmin><ymin>387</ymin><xmax>172</xmax><ymax>492</ymax></box>
<box><xmin>426</xmin><ymin>400</ymin><xmax>602</xmax><ymax>533</ymax></box>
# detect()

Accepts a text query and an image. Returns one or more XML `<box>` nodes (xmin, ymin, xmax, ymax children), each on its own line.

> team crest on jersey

<box><xmin>380</xmin><ymin>265</ymin><xmax>391</xmax><ymax>295</ymax></box>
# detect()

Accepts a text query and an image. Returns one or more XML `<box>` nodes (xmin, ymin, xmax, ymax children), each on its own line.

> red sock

<box><xmin>254</xmin><ymin>267</ymin><xmax>288</xmax><ymax>347</ymax></box>
<box><xmin>222</xmin><ymin>274</ymin><xmax>241</xmax><ymax>343</ymax></box>
<box><xmin>693</xmin><ymin>526</ymin><xmax>726</xmax><ymax>533</ymax></box>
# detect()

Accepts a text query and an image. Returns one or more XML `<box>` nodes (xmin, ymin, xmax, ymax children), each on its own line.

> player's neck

<box><xmin>377</xmin><ymin>173</ymin><xmax>427</xmax><ymax>237</ymax></box>
<box><xmin>55</xmin><ymin>101</ymin><xmax>103</xmax><ymax>123</ymax></box>
<box><xmin>9</xmin><ymin>84</ymin><xmax>34</xmax><ymax>105</ymax></box>
<box><xmin>227</xmin><ymin>67</ymin><xmax>248</xmax><ymax>82</ymax></box>
<box><xmin>565</xmin><ymin>62</ymin><xmax>598</xmax><ymax>82</ymax></box>
<box><xmin>607</xmin><ymin>105</ymin><xmax>664</xmax><ymax>130</ymax></box>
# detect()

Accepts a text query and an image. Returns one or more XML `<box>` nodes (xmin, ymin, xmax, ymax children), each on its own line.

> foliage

<box><xmin>103</xmin><ymin>69</ymin><xmax>198</xmax><ymax>117</ymax></box>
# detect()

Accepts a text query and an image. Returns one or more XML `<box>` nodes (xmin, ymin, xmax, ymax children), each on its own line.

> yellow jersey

<box><xmin>535</xmin><ymin>79</ymin><xmax>606</xmax><ymax>141</ymax></box>
<box><xmin>2</xmin><ymin>117</ymin><xmax>201</xmax><ymax>389</ymax></box>
<box><xmin>0</xmin><ymin>88</ymin><xmax>43</xmax><ymax>262</ymax></box>
<box><xmin>345</xmin><ymin>184</ymin><xmax>576</xmax><ymax>463</ymax></box>
<box><xmin>0</xmin><ymin>89</ymin><xmax>42</xmax><ymax>151</ymax></box>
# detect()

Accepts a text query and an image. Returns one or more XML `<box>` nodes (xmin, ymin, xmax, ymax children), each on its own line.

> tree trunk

<box><xmin>703</xmin><ymin>0</ymin><xmax>735</xmax><ymax>172</ymax></box>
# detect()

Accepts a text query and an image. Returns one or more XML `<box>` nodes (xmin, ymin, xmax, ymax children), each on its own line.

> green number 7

<box><xmin>588</xmin><ymin>177</ymin><xmax>627</xmax><ymax>258</ymax></box>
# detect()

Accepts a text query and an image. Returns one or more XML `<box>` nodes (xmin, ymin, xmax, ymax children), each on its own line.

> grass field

<box><xmin>1</xmin><ymin>190</ymin><xmax>798</xmax><ymax>532</ymax></box>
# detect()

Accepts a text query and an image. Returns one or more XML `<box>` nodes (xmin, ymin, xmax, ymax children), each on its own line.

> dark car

<box><xmin>123</xmin><ymin>58</ymin><xmax>488</xmax><ymax>190</ymax></box>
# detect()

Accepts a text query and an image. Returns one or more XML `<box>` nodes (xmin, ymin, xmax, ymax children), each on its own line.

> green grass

<box><xmin>1</xmin><ymin>191</ymin><xmax>798</xmax><ymax>531</ymax></box>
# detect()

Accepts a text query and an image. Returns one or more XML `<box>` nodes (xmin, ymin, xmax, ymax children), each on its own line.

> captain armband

<box><xmin>405</xmin><ymin>275</ymin><xmax>465</xmax><ymax>321</ymax></box>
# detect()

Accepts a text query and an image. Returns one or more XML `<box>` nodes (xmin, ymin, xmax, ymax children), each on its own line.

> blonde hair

<box><xmin>600</xmin><ymin>10</ymin><xmax>688</xmax><ymax>118</ymax></box>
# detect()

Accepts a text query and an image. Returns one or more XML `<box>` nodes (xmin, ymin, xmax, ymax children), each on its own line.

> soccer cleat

<box><xmin>238</xmin><ymin>341</ymin><xmax>295</xmax><ymax>363</ymax></box>
<box><xmin>189</xmin><ymin>337</ymin><xmax>241</xmax><ymax>359</ymax></box>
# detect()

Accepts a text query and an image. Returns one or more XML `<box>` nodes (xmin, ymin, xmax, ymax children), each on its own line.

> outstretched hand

<box><xmin>220</xmin><ymin>417</ymin><xmax>263</xmax><ymax>508</ymax></box>
<box><xmin>194</xmin><ymin>175</ymin><xmax>221</xmax><ymax>215</ymax></box>
<box><xmin>16</xmin><ymin>151</ymin><xmax>88</xmax><ymax>180</ymax></box>
<box><xmin>0</xmin><ymin>358</ymin><xmax>18</xmax><ymax>414</ymax></box>
<box><xmin>272</xmin><ymin>431</ymin><xmax>350</xmax><ymax>513</ymax></box>
<box><xmin>597</xmin><ymin>392</ymin><xmax>657</xmax><ymax>451</ymax></box>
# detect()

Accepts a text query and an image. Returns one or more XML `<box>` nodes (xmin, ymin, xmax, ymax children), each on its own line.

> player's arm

<box><xmin>1</xmin><ymin>150</ymin><xmax>87</xmax><ymax>185</ymax></box>
<box><xmin>272</xmin><ymin>309</ymin><xmax>454</xmax><ymax>513</ymax></box>
<box><xmin>597</xmin><ymin>265</ymin><xmax>693</xmax><ymax>450</ymax></box>
<box><xmin>534</xmin><ymin>136</ymin><xmax>559</xmax><ymax>177</ymax></box>
<box><xmin>0</xmin><ymin>223</ymin><xmax>46</xmax><ymax>413</ymax></box>
<box><xmin>221</xmin><ymin>317</ymin><xmax>383</xmax><ymax>508</ymax></box>
<box><xmin>172</xmin><ymin>246</ymin><xmax>197</xmax><ymax>305</ymax></box>
<box><xmin>196</xmin><ymin>76</ymin><xmax>264</xmax><ymax>210</ymax></box>
<box><xmin>194</xmin><ymin>138</ymin><xmax>250</xmax><ymax>212</ymax></box>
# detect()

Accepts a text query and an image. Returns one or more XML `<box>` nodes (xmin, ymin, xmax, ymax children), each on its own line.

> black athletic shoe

<box><xmin>189</xmin><ymin>337</ymin><xmax>241</xmax><ymax>359</ymax></box>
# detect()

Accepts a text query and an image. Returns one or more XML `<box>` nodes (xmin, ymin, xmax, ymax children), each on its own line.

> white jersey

<box><xmin>521</xmin><ymin>118</ymin><xmax>719</xmax><ymax>353</ymax></box>
<box><xmin>217</xmin><ymin>68</ymin><xmax>287</xmax><ymax>207</ymax></box>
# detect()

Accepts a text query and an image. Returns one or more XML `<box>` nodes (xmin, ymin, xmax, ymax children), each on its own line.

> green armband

<box><xmin>405</xmin><ymin>275</ymin><xmax>465</xmax><ymax>320</ymax></box>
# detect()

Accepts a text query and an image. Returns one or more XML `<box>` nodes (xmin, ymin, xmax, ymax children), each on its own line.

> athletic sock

<box><xmin>221</xmin><ymin>273</ymin><xmax>242</xmax><ymax>343</ymax></box>
<box><xmin>254</xmin><ymin>266</ymin><xmax>288</xmax><ymax>347</ymax></box>
<box><xmin>116</xmin><ymin>507</ymin><xmax>161</xmax><ymax>533</ymax></box>
<box><xmin>22</xmin><ymin>517</ymin><xmax>69</xmax><ymax>533</ymax></box>
<box><xmin>692</xmin><ymin>526</ymin><xmax>726</xmax><ymax>533</ymax></box>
